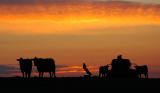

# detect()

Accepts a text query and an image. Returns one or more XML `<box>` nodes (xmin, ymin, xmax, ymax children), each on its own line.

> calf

<box><xmin>99</xmin><ymin>65</ymin><xmax>109</xmax><ymax>78</ymax></box>
<box><xmin>135</xmin><ymin>65</ymin><xmax>148</xmax><ymax>78</ymax></box>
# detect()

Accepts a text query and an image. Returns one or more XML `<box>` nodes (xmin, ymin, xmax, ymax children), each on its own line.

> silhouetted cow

<box><xmin>17</xmin><ymin>58</ymin><xmax>32</xmax><ymax>78</ymax></box>
<box><xmin>33</xmin><ymin>57</ymin><xmax>56</xmax><ymax>78</ymax></box>
<box><xmin>135</xmin><ymin>65</ymin><xmax>148</xmax><ymax>78</ymax></box>
<box><xmin>99</xmin><ymin>65</ymin><xmax>109</xmax><ymax>78</ymax></box>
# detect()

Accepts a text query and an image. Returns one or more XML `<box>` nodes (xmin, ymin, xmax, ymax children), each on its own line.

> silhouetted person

<box><xmin>17</xmin><ymin>58</ymin><xmax>32</xmax><ymax>78</ymax></box>
<box><xmin>33</xmin><ymin>57</ymin><xmax>56</xmax><ymax>78</ymax></box>
<box><xmin>83</xmin><ymin>63</ymin><xmax>92</xmax><ymax>76</ymax></box>
<box><xmin>135</xmin><ymin>65</ymin><xmax>148</xmax><ymax>78</ymax></box>
<box><xmin>99</xmin><ymin>65</ymin><xmax>109</xmax><ymax>78</ymax></box>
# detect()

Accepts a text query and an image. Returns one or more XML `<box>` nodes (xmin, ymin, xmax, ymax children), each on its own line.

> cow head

<box><xmin>33</xmin><ymin>57</ymin><xmax>39</xmax><ymax>66</ymax></box>
<box><xmin>17</xmin><ymin>57</ymin><xmax>23</xmax><ymax>61</ymax></box>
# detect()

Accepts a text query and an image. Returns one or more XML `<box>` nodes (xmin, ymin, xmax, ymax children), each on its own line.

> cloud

<box><xmin>0</xmin><ymin>0</ymin><xmax>37</xmax><ymax>4</ymax></box>
<box><xmin>0</xmin><ymin>0</ymin><xmax>90</xmax><ymax>4</ymax></box>
<box><xmin>0</xmin><ymin>64</ymin><xmax>159</xmax><ymax>78</ymax></box>
<box><xmin>0</xmin><ymin>0</ymin><xmax>158</xmax><ymax>5</ymax></box>
<box><xmin>0</xmin><ymin>64</ymin><xmax>98</xmax><ymax>77</ymax></box>
<box><xmin>0</xmin><ymin>65</ymin><xmax>18</xmax><ymax>77</ymax></box>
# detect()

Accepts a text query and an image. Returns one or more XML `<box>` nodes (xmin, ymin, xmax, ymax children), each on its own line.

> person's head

<box><xmin>117</xmin><ymin>55</ymin><xmax>122</xmax><ymax>59</ymax></box>
<box><xmin>83</xmin><ymin>63</ymin><xmax>86</xmax><ymax>66</ymax></box>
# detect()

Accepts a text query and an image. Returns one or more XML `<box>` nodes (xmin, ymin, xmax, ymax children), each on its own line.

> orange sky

<box><xmin>0</xmin><ymin>1</ymin><xmax>160</xmax><ymax>77</ymax></box>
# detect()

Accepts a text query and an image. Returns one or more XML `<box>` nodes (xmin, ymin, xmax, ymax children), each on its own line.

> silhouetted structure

<box><xmin>110</xmin><ymin>55</ymin><xmax>138</xmax><ymax>78</ymax></box>
<box><xmin>33</xmin><ymin>57</ymin><xmax>56</xmax><ymax>78</ymax></box>
<box><xmin>83</xmin><ymin>63</ymin><xmax>92</xmax><ymax>77</ymax></box>
<box><xmin>17</xmin><ymin>58</ymin><xmax>32</xmax><ymax>78</ymax></box>
<box><xmin>99</xmin><ymin>65</ymin><xmax>109</xmax><ymax>78</ymax></box>
<box><xmin>135</xmin><ymin>65</ymin><xmax>148</xmax><ymax>78</ymax></box>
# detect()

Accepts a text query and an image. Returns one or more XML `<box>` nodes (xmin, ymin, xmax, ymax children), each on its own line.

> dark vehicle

<box><xmin>110</xmin><ymin>55</ymin><xmax>138</xmax><ymax>78</ymax></box>
<box><xmin>99</xmin><ymin>55</ymin><xmax>139</xmax><ymax>79</ymax></box>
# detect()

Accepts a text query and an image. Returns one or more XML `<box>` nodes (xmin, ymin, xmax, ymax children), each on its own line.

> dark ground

<box><xmin>0</xmin><ymin>77</ymin><xmax>159</xmax><ymax>93</ymax></box>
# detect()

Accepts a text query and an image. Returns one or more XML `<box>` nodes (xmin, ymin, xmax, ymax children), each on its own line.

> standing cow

<box><xmin>99</xmin><ymin>65</ymin><xmax>109</xmax><ymax>78</ymax></box>
<box><xmin>17</xmin><ymin>58</ymin><xmax>32</xmax><ymax>78</ymax></box>
<box><xmin>135</xmin><ymin>65</ymin><xmax>148</xmax><ymax>78</ymax></box>
<box><xmin>33</xmin><ymin>57</ymin><xmax>56</xmax><ymax>78</ymax></box>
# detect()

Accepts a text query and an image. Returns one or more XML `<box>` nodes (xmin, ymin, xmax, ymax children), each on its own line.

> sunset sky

<box><xmin>0</xmin><ymin>0</ymin><xmax>160</xmax><ymax>78</ymax></box>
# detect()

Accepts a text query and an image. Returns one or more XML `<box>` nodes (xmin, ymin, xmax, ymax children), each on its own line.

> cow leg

<box><xmin>51</xmin><ymin>72</ymin><xmax>53</xmax><ymax>77</ymax></box>
<box><xmin>102</xmin><ymin>74</ymin><xmax>104</xmax><ymax>77</ymax></box>
<box><xmin>28</xmin><ymin>72</ymin><xmax>31</xmax><ymax>78</ymax></box>
<box><xmin>26</xmin><ymin>72</ymin><xmax>28</xmax><ymax>78</ymax></box>
<box><xmin>137</xmin><ymin>74</ymin><xmax>139</xmax><ymax>78</ymax></box>
<box><xmin>26</xmin><ymin>73</ymin><xmax>28</xmax><ymax>78</ymax></box>
<box><xmin>140</xmin><ymin>74</ymin><xmax>141</xmax><ymax>78</ymax></box>
<box><xmin>53</xmin><ymin>72</ymin><xmax>56</xmax><ymax>78</ymax></box>
<box><xmin>40</xmin><ymin>72</ymin><xmax>42</xmax><ymax>78</ymax></box>
<box><xmin>39</xmin><ymin>72</ymin><xmax>41</xmax><ymax>78</ymax></box>
<box><xmin>51</xmin><ymin>72</ymin><xmax>54</xmax><ymax>77</ymax></box>
<box><xmin>49</xmin><ymin>72</ymin><xmax>52</xmax><ymax>78</ymax></box>
<box><xmin>145</xmin><ymin>73</ymin><xmax>148</xmax><ymax>78</ymax></box>
<box><xmin>40</xmin><ymin>72</ymin><xmax>43</xmax><ymax>78</ymax></box>
<box><xmin>22</xmin><ymin>72</ymin><xmax>25</xmax><ymax>78</ymax></box>
<box><xmin>42</xmin><ymin>72</ymin><xmax>44</xmax><ymax>78</ymax></box>
<box><xmin>51</xmin><ymin>70</ymin><xmax>56</xmax><ymax>78</ymax></box>
<box><xmin>25</xmin><ymin>72</ymin><xmax>28</xmax><ymax>78</ymax></box>
<box><xmin>105</xmin><ymin>73</ymin><xmax>107</xmax><ymax>78</ymax></box>
<box><xmin>99</xmin><ymin>73</ymin><xmax>101</xmax><ymax>78</ymax></box>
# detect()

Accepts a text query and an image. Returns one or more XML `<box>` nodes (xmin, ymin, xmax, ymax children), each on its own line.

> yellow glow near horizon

<box><xmin>0</xmin><ymin>15</ymin><xmax>160</xmax><ymax>35</ymax></box>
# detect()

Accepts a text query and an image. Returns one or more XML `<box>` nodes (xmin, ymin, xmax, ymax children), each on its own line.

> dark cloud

<box><xmin>0</xmin><ymin>0</ymin><xmax>160</xmax><ymax>5</ymax></box>
<box><xmin>0</xmin><ymin>0</ymin><xmax>37</xmax><ymax>4</ymax></box>
<box><xmin>0</xmin><ymin>0</ymin><xmax>86</xmax><ymax>4</ymax></box>
<box><xmin>0</xmin><ymin>0</ymin><xmax>133</xmax><ymax>5</ymax></box>
<box><xmin>0</xmin><ymin>65</ymin><xmax>18</xmax><ymax>77</ymax></box>
<box><xmin>56</xmin><ymin>65</ymin><xmax>69</xmax><ymax>68</ymax></box>
<box><xmin>0</xmin><ymin>64</ymin><xmax>159</xmax><ymax>78</ymax></box>
<box><xmin>0</xmin><ymin>64</ymin><xmax>77</xmax><ymax>77</ymax></box>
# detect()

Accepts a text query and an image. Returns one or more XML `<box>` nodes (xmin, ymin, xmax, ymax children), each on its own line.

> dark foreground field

<box><xmin>0</xmin><ymin>77</ymin><xmax>160</xmax><ymax>93</ymax></box>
